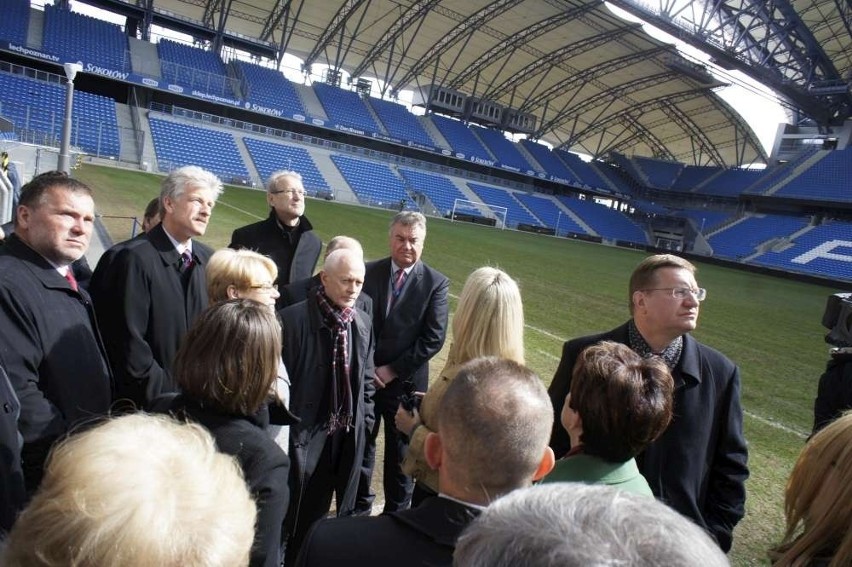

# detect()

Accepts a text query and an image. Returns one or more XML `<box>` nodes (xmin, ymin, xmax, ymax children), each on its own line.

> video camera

<box><xmin>399</xmin><ymin>379</ymin><xmax>421</xmax><ymax>413</ymax></box>
<box><xmin>822</xmin><ymin>293</ymin><xmax>852</xmax><ymax>350</ymax></box>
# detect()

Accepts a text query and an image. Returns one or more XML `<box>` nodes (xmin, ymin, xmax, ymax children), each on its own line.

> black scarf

<box><xmin>315</xmin><ymin>286</ymin><xmax>357</xmax><ymax>433</ymax></box>
<box><xmin>628</xmin><ymin>319</ymin><xmax>683</xmax><ymax>370</ymax></box>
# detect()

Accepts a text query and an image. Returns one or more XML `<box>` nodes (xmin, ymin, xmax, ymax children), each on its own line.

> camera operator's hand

<box><xmin>394</xmin><ymin>403</ymin><xmax>421</xmax><ymax>437</ymax></box>
<box><xmin>374</xmin><ymin>365</ymin><xmax>398</xmax><ymax>389</ymax></box>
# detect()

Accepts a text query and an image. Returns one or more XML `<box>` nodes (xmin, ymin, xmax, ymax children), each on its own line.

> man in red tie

<box><xmin>0</xmin><ymin>171</ymin><xmax>112</xmax><ymax>499</ymax></box>
<box><xmin>355</xmin><ymin>211</ymin><xmax>450</xmax><ymax>515</ymax></box>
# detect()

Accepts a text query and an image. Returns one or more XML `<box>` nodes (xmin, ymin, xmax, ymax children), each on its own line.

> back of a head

<box><xmin>772</xmin><ymin>411</ymin><xmax>852</xmax><ymax>566</ymax></box>
<box><xmin>175</xmin><ymin>299</ymin><xmax>281</xmax><ymax>415</ymax></box>
<box><xmin>453</xmin><ymin>483</ymin><xmax>729</xmax><ymax>567</ymax></box>
<box><xmin>570</xmin><ymin>341</ymin><xmax>673</xmax><ymax>462</ymax></box>
<box><xmin>438</xmin><ymin>357</ymin><xmax>552</xmax><ymax>500</ymax></box>
<box><xmin>2</xmin><ymin>413</ymin><xmax>256</xmax><ymax>567</ymax></box>
<box><xmin>450</xmin><ymin>267</ymin><xmax>524</xmax><ymax>366</ymax></box>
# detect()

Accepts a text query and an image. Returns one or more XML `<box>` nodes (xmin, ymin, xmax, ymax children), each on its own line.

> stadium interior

<box><xmin>0</xmin><ymin>0</ymin><xmax>850</xmax><ymax>287</ymax></box>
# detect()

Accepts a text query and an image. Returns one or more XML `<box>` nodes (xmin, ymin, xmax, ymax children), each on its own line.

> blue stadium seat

<box><xmin>557</xmin><ymin>195</ymin><xmax>648</xmax><ymax>244</ymax></box>
<box><xmin>43</xmin><ymin>6</ymin><xmax>129</xmax><ymax>72</ymax></box>
<box><xmin>0</xmin><ymin>72</ymin><xmax>120</xmax><ymax>157</ymax></box>
<box><xmin>708</xmin><ymin>214</ymin><xmax>808</xmax><ymax>259</ymax></box>
<box><xmin>313</xmin><ymin>83</ymin><xmax>381</xmax><ymax>133</ymax></box>
<box><xmin>149</xmin><ymin>118</ymin><xmax>248</xmax><ymax>181</ymax></box>
<box><xmin>330</xmin><ymin>154</ymin><xmax>413</xmax><ymax>208</ymax></box>
<box><xmin>471</xmin><ymin>126</ymin><xmax>535</xmax><ymax>171</ymax></box>
<box><xmin>4</xmin><ymin>0</ymin><xmax>30</xmax><ymax>44</ymax></box>
<box><xmin>633</xmin><ymin>156</ymin><xmax>683</xmax><ymax>189</ymax></box>
<box><xmin>519</xmin><ymin>140</ymin><xmax>581</xmax><ymax>184</ymax></box>
<box><xmin>368</xmin><ymin>98</ymin><xmax>435</xmax><ymax>147</ymax></box>
<box><xmin>751</xmin><ymin>221</ymin><xmax>852</xmax><ymax>280</ymax></box>
<box><xmin>234</xmin><ymin>61</ymin><xmax>305</xmax><ymax>117</ymax></box>
<box><xmin>771</xmin><ymin>147</ymin><xmax>852</xmax><ymax>202</ymax></box>
<box><xmin>514</xmin><ymin>193</ymin><xmax>587</xmax><ymax>236</ymax></box>
<box><xmin>428</xmin><ymin>115</ymin><xmax>493</xmax><ymax>162</ymax></box>
<box><xmin>467</xmin><ymin>183</ymin><xmax>542</xmax><ymax>229</ymax></box>
<box><xmin>157</xmin><ymin>39</ymin><xmax>235</xmax><ymax>98</ymax></box>
<box><xmin>398</xmin><ymin>167</ymin><xmax>472</xmax><ymax>217</ymax></box>
<box><xmin>243</xmin><ymin>137</ymin><xmax>328</xmax><ymax>193</ymax></box>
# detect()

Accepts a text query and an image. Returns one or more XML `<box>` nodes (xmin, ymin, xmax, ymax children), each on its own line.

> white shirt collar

<box><xmin>162</xmin><ymin>227</ymin><xmax>192</xmax><ymax>255</ymax></box>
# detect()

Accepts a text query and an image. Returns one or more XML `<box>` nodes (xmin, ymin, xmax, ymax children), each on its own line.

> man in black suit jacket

<box><xmin>91</xmin><ymin>166</ymin><xmax>222</xmax><ymax>409</ymax></box>
<box><xmin>230</xmin><ymin>170</ymin><xmax>321</xmax><ymax>309</ymax></box>
<box><xmin>356</xmin><ymin>212</ymin><xmax>449</xmax><ymax>514</ymax></box>
<box><xmin>279</xmin><ymin>249</ymin><xmax>375</xmax><ymax>562</ymax></box>
<box><xmin>0</xmin><ymin>172</ymin><xmax>112</xmax><ymax>495</ymax></box>
<box><xmin>548</xmin><ymin>254</ymin><xmax>749</xmax><ymax>552</ymax></box>
<box><xmin>295</xmin><ymin>358</ymin><xmax>555</xmax><ymax>567</ymax></box>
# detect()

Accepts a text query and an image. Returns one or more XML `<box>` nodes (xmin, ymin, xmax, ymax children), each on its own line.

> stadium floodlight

<box><xmin>58</xmin><ymin>62</ymin><xmax>83</xmax><ymax>174</ymax></box>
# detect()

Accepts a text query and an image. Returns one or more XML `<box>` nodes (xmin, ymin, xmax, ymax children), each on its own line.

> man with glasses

<box><xmin>548</xmin><ymin>254</ymin><xmax>748</xmax><ymax>553</ymax></box>
<box><xmin>230</xmin><ymin>170</ymin><xmax>321</xmax><ymax>308</ymax></box>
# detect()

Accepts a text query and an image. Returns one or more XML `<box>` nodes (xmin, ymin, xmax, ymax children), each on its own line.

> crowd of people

<box><xmin>0</xmin><ymin>167</ymin><xmax>848</xmax><ymax>566</ymax></box>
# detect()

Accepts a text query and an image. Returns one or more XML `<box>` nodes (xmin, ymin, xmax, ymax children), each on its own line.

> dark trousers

<box><xmin>355</xmin><ymin>382</ymin><xmax>413</xmax><ymax>513</ymax></box>
<box><xmin>286</xmin><ymin>433</ymin><xmax>351</xmax><ymax>566</ymax></box>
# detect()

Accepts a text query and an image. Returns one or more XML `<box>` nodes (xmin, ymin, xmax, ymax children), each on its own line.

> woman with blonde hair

<box><xmin>161</xmin><ymin>299</ymin><xmax>294</xmax><ymax>567</ymax></box>
<box><xmin>206</xmin><ymin>247</ymin><xmax>281</xmax><ymax>308</ymax></box>
<box><xmin>395</xmin><ymin>266</ymin><xmax>524</xmax><ymax>505</ymax></box>
<box><xmin>770</xmin><ymin>411</ymin><xmax>852</xmax><ymax>566</ymax></box>
<box><xmin>206</xmin><ymin>248</ymin><xmax>295</xmax><ymax>452</ymax></box>
<box><xmin>2</xmin><ymin>413</ymin><xmax>256</xmax><ymax>567</ymax></box>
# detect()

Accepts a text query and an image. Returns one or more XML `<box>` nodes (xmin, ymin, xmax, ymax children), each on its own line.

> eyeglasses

<box><xmin>642</xmin><ymin>287</ymin><xmax>707</xmax><ymax>301</ymax></box>
<box><xmin>248</xmin><ymin>283</ymin><xmax>279</xmax><ymax>292</ymax></box>
<box><xmin>270</xmin><ymin>189</ymin><xmax>305</xmax><ymax>197</ymax></box>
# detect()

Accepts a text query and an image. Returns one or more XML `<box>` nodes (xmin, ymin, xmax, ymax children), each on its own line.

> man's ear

<box><xmin>532</xmin><ymin>447</ymin><xmax>556</xmax><ymax>481</ymax></box>
<box><xmin>424</xmin><ymin>431</ymin><xmax>442</xmax><ymax>471</ymax></box>
<box><xmin>319</xmin><ymin>270</ymin><xmax>328</xmax><ymax>288</ymax></box>
<box><xmin>15</xmin><ymin>205</ymin><xmax>29</xmax><ymax>229</ymax></box>
<box><xmin>632</xmin><ymin>290</ymin><xmax>646</xmax><ymax>314</ymax></box>
<box><xmin>162</xmin><ymin>195</ymin><xmax>175</xmax><ymax>215</ymax></box>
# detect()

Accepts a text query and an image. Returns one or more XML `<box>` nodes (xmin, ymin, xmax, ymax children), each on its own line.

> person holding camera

<box><xmin>355</xmin><ymin>212</ymin><xmax>450</xmax><ymax>515</ymax></box>
<box><xmin>394</xmin><ymin>267</ymin><xmax>524</xmax><ymax>507</ymax></box>
<box><xmin>813</xmin><ymin>293</ymin><xmax>852</xmax><ymax>435</ymax></box>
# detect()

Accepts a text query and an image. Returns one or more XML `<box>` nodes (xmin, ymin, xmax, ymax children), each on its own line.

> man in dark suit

<box><xmin>279</xmin><ymin>248</ymin><xmax>375</xmax><ymax>563</ymax></box>
<box><xmin>548</xmin><ymin>254</ymin><xmax>749</xmax><ymax>553</ymax></box>
<box><xmin>281</xmin><ymin>235</ymin><xmax>372</xmax><ymax>316</ymax></box>
<box><xmin>356</xmin><ymin>211</ymin><xmax>449</xmax><ymax>514</ymax></box>
<box><xmin>0</xmin><ymin>172</ymin><xmax>112</xmax><ymax>495</ymax></box>
<box><xmin>91</xmin><ymin>166</ymin><xmax>222</xmax><ymax>409</ymax></box>
<box><xmin>295</xmin><ymin>357</ymin><xmax>555</xmax><ymax>567</ymax></box>
<box><xmin>230</xmin><ymin>170</ymin><xmax>321</xmax><ymax>308</ymax></box>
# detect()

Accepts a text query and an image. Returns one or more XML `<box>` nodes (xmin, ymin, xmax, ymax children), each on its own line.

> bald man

<box><xmin>280</xmin><ymin>236</ymin><xmax>372</xmax><ymax>316</ymax></box>
<box><xmin>279</xmin><ymin>248</ymin><xmax>376</xmax><ymax>562</ymax></box>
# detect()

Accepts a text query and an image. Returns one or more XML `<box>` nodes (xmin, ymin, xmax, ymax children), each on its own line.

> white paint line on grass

<box><xmin>217</xmin><ymin>199</ymin><xmax>265</xmax><ymax>220</ymax></box>
<box><xmin>743</xmin><ymin>410</ymin><xmax>808</xmax><ymax>439</ymax></box>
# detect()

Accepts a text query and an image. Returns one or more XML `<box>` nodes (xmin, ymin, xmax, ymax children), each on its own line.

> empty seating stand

<box><xmin>752</xmin><ymin>221</ymin><xmax>852</xmax><ymax>280</ymax></box>
<box><xmin>554</xmin><ymin>150</ymin><xmax>610</xmax><ymax>191</ymax></box>
<box><xmin>772</xmin><ymin>147</ymin><xmax>852</xmax><ymax>202</ymax></box>
<box><xmin>313</xmin><ymin>83</ymin><xmax>381</xmax><ymax>134</ymax></box>
<box><xmin>0</xmin><ymin>72</ymin><xmax>120</xmax><ymax>157</ymax></box>
<box><xmin>398</xmin><ymin>168</ymin><xmax>471</xmax><ymax>217</ymax></box>
<box><xmin>368</xmin><ymin>98</ymin><xmax>434</xmax><ymax>147</ymax></box>
<box><xmin>468</xmin><ymin>183</ymin><xmax>542</xmax><ymax>229</ymax></box>
<box><xmin>633</xmin><ymin>156</ymin><xmax>683</xmax><ymax>189</ymax></box>
<box><xmin>234</xmin><ymin>61</ymin><xmax>305</xmax><ymax>117</ymax></box>
<box><xmin>158</xmin><ymin>40</ymin><xmax>235</xmax><ymax>98</ymax></box>
<box><xmin>708</xmin><ymin>214</ymin><xmax>808</xmax><ymax>260</ymax></box>
<box><xmin>243</xmin><ymin>137</ymin><xmax>329</xmax><ymax>193</ymax></box>
<box><xmin>43</xmin><ymin>6</ymin><xmax>129</xmax><ymax>71</ymax></box>
<box><xmin>558</xmin><ymin>196</ymin><xmax>648</xmax><ymax>244</ymax></box>
<box><xmin>520</xmin><ymin>140</ymin><xmax>581</xmax><ymax>185</ymax></box>
<box><xmin>514</xmin><ymin>193</ymin><xmax>587</xmax><ymax>236</ymax></box>
<box><xmin>472</xmin><ymin>126</ymin><xmax>534</xmax><ymax>172</ymax></box>
<box><xmin>674</xmin><ymin>208</ymin><xmax>733</xmax><ymax>233</ymax></box>
<box><xmin>671</xmin><ymin>165</ymin><xmax>721</xmax><ymax>192</ymax></box>
<box><xmin>5</xmin><ymin>0</ymin><xmax>30</xmax><ymax>44</ymax></box>
<box><xmin>697</xmin><ymin>168</ymin><xmax>764</xmax><ymax>198</ymax></box>
<box><xmin>149</xmin><ymin>118</ymin><xmax>248</xmax><ymax>182</ymax></box>
<box><xmin>330</xmin><ymin>154</ymin><xmax>412</xmax><ymax>209</ymax></box>
<box><xmin>428</xmin><ymin>115</ymin><xmax>493</xmax><ymax>163</ymax></box>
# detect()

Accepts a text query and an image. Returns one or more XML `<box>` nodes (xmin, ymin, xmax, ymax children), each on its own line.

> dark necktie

<box><xmin>64</xmin><ymin>269</ymin><xmax>78</xmax><ymax>292</ymax></box>
<box><xmin>388</xmin><ymin>268</ymin><xmax>407</xmax><ymax>312</ymax></box>
<box><xmin>179</xmin><ymin>250</ymin><xmax>194</xmax><ymax>273</ymax></box>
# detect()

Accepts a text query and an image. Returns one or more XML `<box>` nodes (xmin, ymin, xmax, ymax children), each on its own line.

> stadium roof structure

<box><xmin>102</xmin><ymin>0</ymin><xmax>852</xmax><ymax>168</ymax></box>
